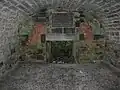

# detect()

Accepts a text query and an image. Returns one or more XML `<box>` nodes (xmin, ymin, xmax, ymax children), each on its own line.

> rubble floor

<box><xmin>0</xmin><ymin>63</ymin><xmax>119</xmax><ymax>90</ymax></box>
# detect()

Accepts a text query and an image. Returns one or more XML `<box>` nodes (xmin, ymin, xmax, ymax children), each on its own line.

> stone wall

<box><xmin>0</xmin><ymin>0</ymin><xmax>31</xmax><ymax>77</ymax></box>
<box><xmin>73</xmin><ymin>40</ymin><xmax>105</xmax><ymax>63</ymax></box>
<box><xmin>0</xmin><ymin>0</ymin><xmax>119</xmax><ymax>76</ymax></box>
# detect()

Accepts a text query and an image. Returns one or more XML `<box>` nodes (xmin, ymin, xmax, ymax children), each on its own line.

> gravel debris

<box><xmin>0</xmin><ymin>63</ymin><xmax>119</xmax><ymax>90</ymax></box>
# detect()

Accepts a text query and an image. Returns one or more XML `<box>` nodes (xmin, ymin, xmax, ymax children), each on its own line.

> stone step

<box><xmin>19</xmin><ymin>59</ymin><xmax>46</xmax><ymax>64</ymax></box>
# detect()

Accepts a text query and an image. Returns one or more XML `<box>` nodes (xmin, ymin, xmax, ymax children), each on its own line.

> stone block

<box><xmin>3</xmin><ymin>1</ymin><xmax>11</xmax><ymax>7</ymax></box>
<box><xmin>8</xmin><ymin>0</ymin><xmax>18</xmax><ymax>6</ymax></box>
<box><xmin>0</xmin><ymin>0</ymin><xmax>6</xmax><ymax>4</ymax></box>
<box><xmin>1</xmin><ymin>7</ymin><xmax>9</xmax><ymax>13</ymax></box>
<box><xmin>21</xmin><ymin>1</ymin><xmax>34</xmax><ymax>11</ymax></box>
<box><xmin>0</xmin><ymin>4</ymin><xmax>3</xmax><ymax>9</ymax></box>
<box><xmin>17</xmin><ymin>4</ymin><xmax>30</xmax><ymax>14</ymax></box>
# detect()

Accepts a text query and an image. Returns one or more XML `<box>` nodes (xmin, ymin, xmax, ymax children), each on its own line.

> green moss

<box><xmin>19</xmin><ymin>17</ymin><xmax>35</xmax><ymax>43</ymax></box>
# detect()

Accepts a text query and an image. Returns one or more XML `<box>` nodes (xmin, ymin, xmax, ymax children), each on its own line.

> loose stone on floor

<box><xmin>0</xmin><ymin>63</ymin><xmax>119</xmax><ymax>90</ymax></box>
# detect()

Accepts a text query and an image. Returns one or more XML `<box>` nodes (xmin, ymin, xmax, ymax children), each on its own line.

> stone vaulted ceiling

<box><xmin>0</xmin><ymin>0</ymin><xmax>119</xmax><ymax>78</ymax></box>
<box><xmin>0</xmin><ymin>0</ymin><xmax>120</xmax><ymax>30</ymax></box>
<box><xmin>0</xmin><ymin>0</ymin><xmax>120</xmax><ymax>63</ymax></box>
